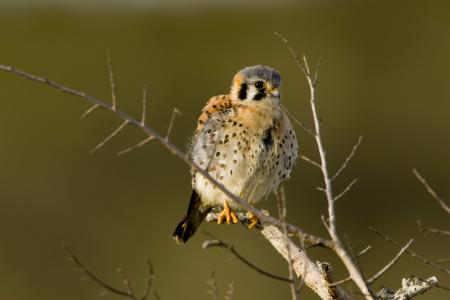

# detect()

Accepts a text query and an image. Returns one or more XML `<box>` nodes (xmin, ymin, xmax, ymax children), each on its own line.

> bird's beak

<box><xmin>267</xmin><ymin>86</ymin><xmax>280</xmax><ymax>99</ymax></box>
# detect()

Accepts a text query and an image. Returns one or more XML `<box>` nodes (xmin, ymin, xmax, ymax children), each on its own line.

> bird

<box><xmin>173</xmin><ymin>65</ymin><xmax>299</xmax><ymax>243</ymax></box>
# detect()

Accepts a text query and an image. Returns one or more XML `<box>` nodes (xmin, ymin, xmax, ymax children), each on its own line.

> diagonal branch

<box><xmin>370</xmin><ymin>226</ymin><xmax>450</xmax><ymax>276</ymax></box>
<box><xmin>201</xmin><ymin>232</ymin><xmax>294</xmax><ymax>283</ymax></box>
<box><xmin>413</xmin><ymin>169</ymin><xmax>450</xmax><ymax>215</ymax></box>
<box><xmin>90</xmin><ymin>120</ymin><xmax>129</xmax><ymax>154</ymax></box>
<box><xmin>0</xmin><ymin>62</ymin><xmax>332</xmax><ymax>252</ymax></box>
<box><xmin>331</xmin><ymin>136</ymin><xmax>363</xmax><ymax>181</ymax></box>
<box><xmin>334</xmin><ymin>179</ymin><xmax>358</xmax><ymax>202</ymax></box>
<box><xmin>367</xmin><ymin>239</ymin><xmax>413</xmax><ymax>284</ymax></box>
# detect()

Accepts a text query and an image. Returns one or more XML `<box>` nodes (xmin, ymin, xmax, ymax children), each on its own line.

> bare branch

<box><xmin>106</xmin><ymin>46</ymin><xmax>118</xmax><ymax>111</ymax></box>
<box><xmin>370</xmin><ymin>226</ymin><xmax>450</xmax><ymax>275</ymax></box>
<box><xmin>357</xmin><ymin>245</ymin><xmax>372</xmax><ymax>258</ymax></box>
<box><xmin>417</xmin><ymin>220</ymin><xmax>450</xmax><ymax>237</ymax></box>
<box><xmin>330</xmin><ymin>276</ymin><xmax>352</xmax><ymax>286</ymax></box>
<box><xmin>413</xmin><ymin>168</ymin><xmax>450</xmax><ymax>215</ymax></box>
<box><xmin>201</xmin><ymin>232</ymin><xmax>293</xmax><ymax>283</ymax></box>
<box><xmin>279</xmin><ymin>36</ymin><xmax>374</xmax><ymax>298</ymax></box>
<box><xmin>63</xmin><ymin>242</ymin><xmax>134</xmax><ymax>299</ymax></box>
<box><xmin>274</xmin><ymin>32</ymin><xmax>307</xmax><ymax>75</ymax></box>
<box><xmin>165</xmin><ymin>108</ymin><xmax>181</xmax><ymax>142</ymax></box>
<box><xmin>334</xmin><ymin>179</ymin><xmax>358</xmax><ymax>202</ymax></box>
<box><xmin>141</xmin><ymin>84</ymin><xmax>148</xmax><ymax>126</ymax></box>
<box><xmin>90</xmin><ymin>120</ymin><xmax>129</xmax><ymax>154</ymax></box>
<box><xmin>281</xmin><ymin>104</ymin><xmax>315</xmax><ymax>136</ymax></box>
<box><xmin>117</xmin><ymin>267</ymin><xmax>138</xmax><ymax>299</ymax></box>
<box><xmin>300</xmin><ymin>154</ymin><xmax>322</xmax><ymax>169</ymax></box>
<box><xmin>331</xmin><ymin>136</ymin><xmax>363</xmax><ymax>181</ymax></box>
<box><xmin>81</xmin><ymin>104</ymin><xmax>100</xmax><ymax>119</ymax></box>
<box><xmin>205</xmin><ymin>212</ymin><xmax>333</xmax><ymax>249</ymax></box>
<box><xmin>368</xmin><ymin>239</ymin><xmax>413</xmax><ymax>284</ymax></box>
<box><xmin>261</xmin><ymin>225</ymin><xmax>351</xmax><ymax>300</ymax></box>
<box><xmin>117</xmin><ymin>136</ymin><xmax>155</xmax><ymax>156</ymax></box>
<box><xmin>376</xmin><ymin>276</ymin><xmax>438</xmax><ymax>300</ymax></box>
<box><xmin>0</xmin><ymin>63</ymin><xmax>310</xmax><ymax>239</ymax></box>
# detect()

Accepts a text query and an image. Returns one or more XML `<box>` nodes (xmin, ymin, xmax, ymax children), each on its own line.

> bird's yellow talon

<box><xmin>217</xmin><ymin>200</ymin><xmax>238</xmax><ymax>225</ymax></box>
<box><xmin>247</xmin><ymin>212</ymin><xmax>260</xmax><ymax>229</ymax></box>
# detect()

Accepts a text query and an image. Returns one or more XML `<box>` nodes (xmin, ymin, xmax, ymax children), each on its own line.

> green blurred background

<box><xmin>0</xmin><ymin>0</ymin><xmax>449</xmax><ymax>299</ymax></box>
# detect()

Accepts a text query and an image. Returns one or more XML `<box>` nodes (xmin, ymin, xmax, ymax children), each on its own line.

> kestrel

<box><xmin>173</xmin><ymin>65</ymin><xmax>299</xmax><ymax>243</ymax></box>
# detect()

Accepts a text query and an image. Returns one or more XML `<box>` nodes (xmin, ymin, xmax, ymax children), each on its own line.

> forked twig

<box><xmin>62</xmin><ymin>242</ymin><xmax>157</xmax><ymax>300</ymax></box>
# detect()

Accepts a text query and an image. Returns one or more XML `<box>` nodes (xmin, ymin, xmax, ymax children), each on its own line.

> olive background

<box><xmin>0</xmin><ymin>0</ymin><xmax>449</xmax><ymax>299</ymax></box>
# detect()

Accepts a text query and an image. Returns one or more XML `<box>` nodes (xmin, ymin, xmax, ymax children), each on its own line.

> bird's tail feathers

<box><xmin>173</xmin><ymin>190</ymin><xmax>209</xmax><ymax>244</ymax></box>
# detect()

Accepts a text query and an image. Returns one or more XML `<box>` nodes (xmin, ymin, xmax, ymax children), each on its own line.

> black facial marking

<box><xmin>238</xmin><ymin>83</ymin><xmax>248</xmax><ymax>100</ymax></box>
<box><xmin>262</xmin><ymin>127</ymin><xmax>273</xmax><ymax>149</ymax></box>
<box><xmin>253</xmin><ymin>92</ymin><xmax>265</xmax><ymax>100</ymax></box>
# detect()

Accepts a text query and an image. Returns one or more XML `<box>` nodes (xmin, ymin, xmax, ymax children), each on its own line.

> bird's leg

<box><xmin>217</xmin><ymin>200</ymin><xmax>238</xmax><ymax>225</ymax></box>
<box><xmin>246</xmin><ymin>212</ymin><xmax>260</xmax><ymax>229</ymax></box>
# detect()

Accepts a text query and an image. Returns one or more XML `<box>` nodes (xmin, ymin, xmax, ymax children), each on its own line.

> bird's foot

<box><xmin>217</xmin><ymin>201</ymin><xmax>238</xmax><ymax>225</ymax></box>
<box><xmin>246</xmin><ymin>212</ymin><xmax>260</xmax><ymax>229</ymax></box>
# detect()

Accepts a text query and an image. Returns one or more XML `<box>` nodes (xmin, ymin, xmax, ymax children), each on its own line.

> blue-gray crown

<box><xmin>238</xmin><ymin>65</ymin><xmax>281</xmax><ymax>88</ymax></box>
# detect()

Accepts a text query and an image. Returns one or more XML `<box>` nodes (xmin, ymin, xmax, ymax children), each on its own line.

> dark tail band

<box><xmin>173</xmin><ymin>190</ymin><xmax>209</xmax><ymax>243</ymax></box>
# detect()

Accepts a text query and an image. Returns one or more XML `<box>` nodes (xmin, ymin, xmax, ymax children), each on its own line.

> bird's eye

<box><xmin>254</xmin><ymin>81</ymin><xmax>265</xmax><ymax>89</ymax></box>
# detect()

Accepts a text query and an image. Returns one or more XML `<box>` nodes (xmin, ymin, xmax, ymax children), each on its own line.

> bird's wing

<box><xmin>190</xmin><ymin>95</ymin><xmax>233</xmax><ymax>176</ymax></box>
<box><xmin>195</xmin><ymin>95</ymin><xmax>232</xmax><ymax>136</ymax></box>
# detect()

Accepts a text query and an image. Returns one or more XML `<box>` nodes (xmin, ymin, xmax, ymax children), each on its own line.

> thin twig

<box><xmin>331</xmin><ymin>136</ymin><xmax>363</xmax><ymax>181</ymax></box>
<box><xmin>281</xmin><ymin>104</ymin><xmax>315</xmax><ymax>136</ymax></box>
<box><xmin>417</xmin><ymin>220</ymin><xmax>450</xmax><ymax>237</ymax></box>
<box><xmin>165</xmin><ymin>108</ymin><xmax>181</xmax><ymax>142</ymax></box>
<box><xmin>141</xmin><ymin>84</ymin><xmax>148</xmax><ymax>126</ymax></box>
<box><xmin>413</xmin><ymin>169</ymin><xmax>450</xmax><ymax>215</ymax></box>
<box><xmin>357</xmin><ymin>245</ymin><xmax>372</xmax><ymax>257</ymax></box>
<box><xmin>367</xmin><ymin>239</ymin><xmax>413</xmax><ymax>284</ymax></box>
<box><xmin>300</xmin><ymin>154</ymin><xmax>322</xmax><ymax>169</ymax></box>
<box><xmin>370</xmin><ymin>226</ymin><xmax>450</xmax><ymax>275</ymax></box>
<box><xmin>201</xmin><ymin>232</ymin><xmax>293</xmax><ymax>283</ymax></box>
<box><xmin>81</xmin><ymin>104</ymin><xmax>99</xmax><ymax>119</ymax></box>
<box><xmin>90</xmin><ymin>120</ymin><xmax>129</xmax><ymax>154</ymax></box>
<box><xmin>330</xmin><ymin>276</ymin><xmax>352</xmax><ymax>286</ymax></box>
<box><xmin>117</xmin><ymin>267</ymin><xmax>138</xmax><ymax>299</ymax></box>
<box><xmin>334</xmin><ymin>179</ymin><xmax>358</xmax><ymax>202</ymax></box>
<box><xmin>106</xmin><ymin>46</ymin><xmax>117</xmax><ymax>111</ymax></box>
<box><xmin>62</xmin><ymin>242</ymin><xmax>134</xmax><ymax>299</ymax></box>
<box><xmin>331</xmin><ymin>244</ymin><xmax>373</xmax><ymax>285</ymax></box>
<box><xmin>117</xmin><ymin>136</ymin><xmax>154</xmax><ymax>156</ymax></box>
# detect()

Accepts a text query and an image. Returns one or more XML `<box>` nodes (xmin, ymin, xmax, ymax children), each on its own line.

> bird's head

<box><xmin>230</xmin><ymin>65</ymin><xmax>281</xmax><ymax>102</ymax></box>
